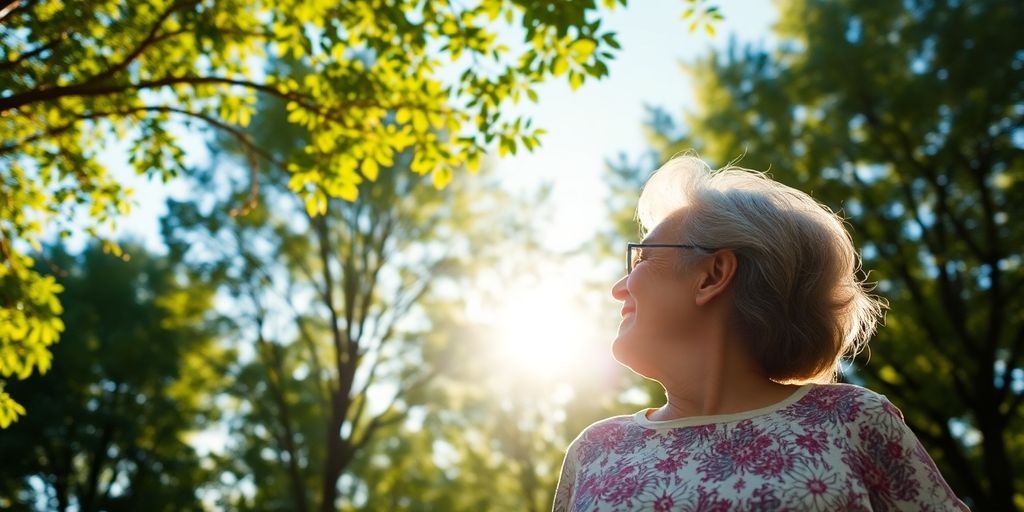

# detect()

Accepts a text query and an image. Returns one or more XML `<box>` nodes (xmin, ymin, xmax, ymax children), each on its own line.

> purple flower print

<box><xmin>795</xmin><ymin>430</ymin><xmax>829</xmax><ymax>456</ymax></box>
<box><xmin>553</xmin><ymin>385</ymin><xmax>967</xmax><ymax>512</ymax></box>
<box><xmin>652</xmin><ymin>492</ymin><xmax>674</xmax><ymax>512</ymax></box>
<box><xmin>781</xmin><ymin>384</ymin><xmax>862</xmax><ymax>427</ymax></box>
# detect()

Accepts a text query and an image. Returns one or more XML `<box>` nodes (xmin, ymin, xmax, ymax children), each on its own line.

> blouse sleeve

<box><xmin>552</xmin><ymin>442</ymin><xmax>578</xmax><ymax>512</ymax></box>
<box><xmin>853</xmin><ymin>394</ymin><xmax>971</xmax><ymax>511</ymax></box>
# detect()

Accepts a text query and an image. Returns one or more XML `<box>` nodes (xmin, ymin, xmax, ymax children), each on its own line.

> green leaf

<box><xmin>363</xmin><ymin>158</ymin><xmax>380</xmax><ymax>181</ymax></box>
<box><xmin>602</xmin><ymin>32</ymin><xmax>622</xmax><ymax>50</ymax></box>
<box><xmin>552</xmin><ymin>57</ymin><xmax>569</xmax><ymax>76</ymax></box>
<box><xmin>569</xmin><ymin>72</ymin><xmax>584</xmax><ymax>90</ymax></box>
<box><xmin>570</xmin><ymin>38</ymin><xmax>597</xmax><ymax>64</ymax></box>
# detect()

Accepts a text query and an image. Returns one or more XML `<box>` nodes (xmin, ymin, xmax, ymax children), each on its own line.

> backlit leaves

<box><xmin>0</xmin><ymin>0</ymin><xmax>721</xmax><ymax>426</ymax></box>
<box><xmin>681</xmin><ymin>0</ymin><xmax>723</xmax><ymax>35</ymax></box>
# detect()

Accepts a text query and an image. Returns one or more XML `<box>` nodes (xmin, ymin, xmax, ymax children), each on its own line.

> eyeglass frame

<box><xmin>626</xmin><ymin>242</ymin><xmax>719</xmax><ymax>274</ymax></box>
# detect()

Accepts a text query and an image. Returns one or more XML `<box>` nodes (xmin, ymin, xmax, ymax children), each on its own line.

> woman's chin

<box><xmin>611</xmin><ymin>331</ymin><xmax>659</xmax><ymax>379</ymax></box>
<box><xmin>611</xmin><ymin>332</ymin><xmax>639</xmax><ymax>367</ymax></box>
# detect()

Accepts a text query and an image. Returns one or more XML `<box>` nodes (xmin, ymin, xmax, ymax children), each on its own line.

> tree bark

<box><xmin>259</xmin><ymin>333</ymin><xmax>309</xmax><ymax>512</ymax></box>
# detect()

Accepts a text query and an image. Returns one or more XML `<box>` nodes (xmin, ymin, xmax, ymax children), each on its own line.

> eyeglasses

<box><xmin>627</xmin><ymin>242</ymin><xmax>718</xmax><ymax>274</ymax></box>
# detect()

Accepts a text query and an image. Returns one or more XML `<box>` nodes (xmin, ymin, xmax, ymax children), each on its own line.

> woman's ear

<box><xmin>694</xmin><ymin>250</ymin><xmax>737</xmax><ymax>306</ymax></box>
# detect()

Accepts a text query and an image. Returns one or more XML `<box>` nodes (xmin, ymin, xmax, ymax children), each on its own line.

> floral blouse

<box><xmin>553</xmin><ymin>383</ymin><xmax>969</xmax><ymax>511</ymax></box>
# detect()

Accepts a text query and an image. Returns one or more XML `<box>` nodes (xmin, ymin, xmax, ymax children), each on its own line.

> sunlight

<box><xmin>476</xmin><ymin>273</ymin><xmax>596</xmax><ymax>382</ymax></box>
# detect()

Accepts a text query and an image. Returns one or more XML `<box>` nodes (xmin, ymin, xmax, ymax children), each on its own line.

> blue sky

<box><xmin>492</xmin><ymin>0</ymin><xmax>777</xmax><ymax>250</ymax></box>
<box><xmin>105</xmin><ymin>0</ymin><xmax>777</xmax><ymax>254</ymax></box>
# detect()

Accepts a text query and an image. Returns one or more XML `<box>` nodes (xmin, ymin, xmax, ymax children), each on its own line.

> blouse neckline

<box><xmin>633</xmin><ymin>383</ymin><xmax>816</xmax><ymax>429</ymax></box>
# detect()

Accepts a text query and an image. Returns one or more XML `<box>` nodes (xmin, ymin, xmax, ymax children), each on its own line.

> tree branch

<box><xmin>340</xmin><ymin>200</ymin><xmax>363</xmax><ymax>356</ymax></box>
<box><xmin>354</xmin><ymin>212</ymin><xmax>394</xmax><ymax>343</ymax></box>
<box><xmin>250</xmin><ymin>294</ymin><xmax>309</xmax><ymax>512</ymax></box>
<box><xmin>856</xmin><ymin>108</ymin><xmax>980</xmax><ymax>356</ymax></box>
<box><xmin>359</xmin><ymin>275</ymin><xmax>431</xmax><ymax>361</ymax></box>
<box><xmin>958</xmin><ymin>149</ymin><xmax>1006</xmax><ymax>360</ymax></box>
<box><xmin>0</xmin><ymin>29</ymin><xmax>71</xmax><ymax>72</ymax></box>
<box><xmin>1</xmin><ymin>75</ymin><xmax>323</xmax><ymax>116</ymax></box>
<box><xmin>0</xmin><ymin>0</ymin><xmax>21</xmax><ymax>23</ymax></box>
<box><xmin>291</xmin><ymin>309</ymin><xmax>331</xmax><ymax>413</ymax></box>
<box><xmin>310</xmin><ymin>210</ymin><xmax>359</xmax><ymax>439</ymax></box>
<box><xmin>82</xmin><ymin>0</ymin><xmax>201</xmax><ymax>87</ymax></box>
<box><xmin>887</xmin><ymin>121</ymin><xmax>987</xmax><ymax>260</ymax></box>
<box><xmin>347</xmin><ymin>353</ymin><xmax>386</xmax><ymax>438</ymax></box>
<box><xmin>350</xmin><ymin>368</ymin><xmax>438</xmax><ymax>454</ymax></box>
<box><xmin>844</xmin><ymin>159</ymin><xmax>974</xmax><ymax>399</ymax></box>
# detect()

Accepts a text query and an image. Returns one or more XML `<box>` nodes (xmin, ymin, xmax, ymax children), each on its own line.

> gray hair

<box><xmin>637</xmin><ymin>154</ymin><xmax>887</xmax><ymax>384</ymax></box>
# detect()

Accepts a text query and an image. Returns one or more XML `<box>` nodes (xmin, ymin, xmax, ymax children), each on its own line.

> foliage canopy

<box><xmin>0</xmin><ymin>0</ymin><xmax>720</xmax><ymax>425</ymax></box>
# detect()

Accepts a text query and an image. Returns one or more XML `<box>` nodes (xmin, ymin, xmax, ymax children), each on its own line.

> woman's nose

<box><xmin>611</xmin><ymin>274</ymin><xmax>629</xmax><ymax>301</ymax></box>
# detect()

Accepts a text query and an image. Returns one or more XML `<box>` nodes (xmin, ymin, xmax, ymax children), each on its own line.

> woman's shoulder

<box><xmin>782</xmin><ymin>385</ymin><xmax>913</xmax><ymax>432</ymax></box>
<box><xmin>808</xmin><ymin>382</ymin><xmax>899</xmax><ymax>411</ymax></box>
<box><xmin>809</xmin><ymin>381</ymin><xmax>888</xmax><ymax>401</ymax></box>
<box><xmin>573</xmin><ymin>413</ymin><xmax>639</xmax><ymax>438</ymax></box>
<box><xmin>564</xmin><ymin>414</ymin><xmax>644</xmax><ymax>450</ymax></box>
<box><xmin>777</xmin><ymin>382</ymin><xmax>903</xmax><ymax>427</ymax></box>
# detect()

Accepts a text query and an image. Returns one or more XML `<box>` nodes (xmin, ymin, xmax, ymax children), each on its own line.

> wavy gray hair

<box><xmin>637</xmin><ymin>154</ymin><xmax>887</xmax><ymax>384</ymax></box>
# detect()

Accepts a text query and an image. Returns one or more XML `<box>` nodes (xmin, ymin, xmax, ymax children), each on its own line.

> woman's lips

<box><xmin>620</xmin><ymin>307</ymin><xmax>635</xmax><ymax>318</ymax></box>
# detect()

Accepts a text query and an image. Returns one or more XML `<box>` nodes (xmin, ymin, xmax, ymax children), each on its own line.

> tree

<box><xmin>611</xmin><ymin>0</ymin><xmax>1023</xmax><ymax>508</ymax></box>
<box><xmin>0</xmin><ymin>0</ymin><xmax>725</xmax><ymax>426</ymax></box>
<box><xmin>159</xmin><ymin>74</ymin><xmax>545</xmax><ymax>507</ymax></box>
<box><xmin>0</xmin><ymin>243</ymin><xmax>226</xmax><ymax>511</ymax></box>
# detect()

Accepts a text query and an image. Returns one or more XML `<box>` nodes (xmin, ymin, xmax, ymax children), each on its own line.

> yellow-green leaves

<box><xmin>0</xmin><ymin>251</ymin><xmax>65</xmax><ymax>426</ymax></box>
<box><xmin>569</xmin><ymin>72</ymin><xmax>584</xmax><ymax>91</ymax></box>
<box><xmin>570</xmin><ymin>38</ymin><xmax>597</xmax><ymax>64</ymax></box>
<box><xmin>362</xmin><ymin>158</ymin><xmax>380</xmax><ymax>181</ymax></box>
<box><xmin>552</xmin><ymin>56</ymin><xmax>569</xmax><ymax>76</ymax></box>
<box><xmin>0</xmin><ymin>0</ymin><xmax>690</xmax><ymax>425</ymax></box>
<box><xmin>412</xmin><ymin>110</ymin><xmax>430</xmax><ymax>133</ymax></box>
<box><xmin>681</xmin><ymin>0</ymin><xmax>723</xmax><ymax>35</ymax></box>
<box><xmin>0</xmin><ymin>389</ymin><xmax>27</xmax><ymax>428</ymax></box>
<box><xmin>432</xmin><ymin>166</ymin><xmax>453</xmax><ymax>189</ymax></box>
<box><xmin>305</xmin><ymin>189</ymin><xmax>329</xmax><ymax>216</ymax></box>
<box><xmin>879</xmin><ymin>365</ymin><xmax>905</xmax><ymax>385</ymax></box>
<box><xmin>33</xmin><ymin>0</ymin><xmax>62</xmax><ymax>22</ymax></box>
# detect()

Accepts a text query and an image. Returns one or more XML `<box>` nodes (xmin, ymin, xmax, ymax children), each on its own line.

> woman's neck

<box><xmin>647</xmin><ymin>333</ymin><xmax>797</xmax><ymax>421</ymax></box>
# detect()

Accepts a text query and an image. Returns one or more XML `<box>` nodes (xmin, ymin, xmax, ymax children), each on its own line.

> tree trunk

<box><xmin>976</xmin><ymin>390</ymin><xmax>1014</xmax><ymax>511</ymax></box>
<box><xmin>258</xmin><ymin>332</ymin><xmax>309</xmax><ymax>512</ymax></box>
<box><xmin>319</xmin><ymin>393</ymin><xmax>346</xmax><ymax>512</ymax></box>
<box><xmin>55</xmin><ymin>445</ymin><xmax>71</xmax><ymax>511</ymax></box>
<box><xmin>81</xmin><ymin>384</ymin><xmax>122</xmax><ymax>512</ymax></box>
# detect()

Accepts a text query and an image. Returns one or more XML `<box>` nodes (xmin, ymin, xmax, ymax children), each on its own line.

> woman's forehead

<box><xmin>643</xmin><ymin>209</ymin><xmax>689</xmax><ymax>242</ymax></box>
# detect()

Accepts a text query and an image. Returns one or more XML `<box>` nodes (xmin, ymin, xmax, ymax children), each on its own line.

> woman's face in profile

<box><xmin>611</xmin><ymin>215</ymin><xmax>700</xmax><ymax>378</ymax></box>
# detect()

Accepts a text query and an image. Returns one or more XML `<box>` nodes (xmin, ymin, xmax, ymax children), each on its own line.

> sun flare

<box><xmin>474</xmin><ymin>275</ymin><xmax>599</xmax><ymax>382</ymax></box>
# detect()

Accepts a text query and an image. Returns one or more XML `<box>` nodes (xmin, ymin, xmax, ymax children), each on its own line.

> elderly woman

<box><xmin>553</xmin><ymin>156</ymin><xmax>969</xmax><ymax>511</ymax></box>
